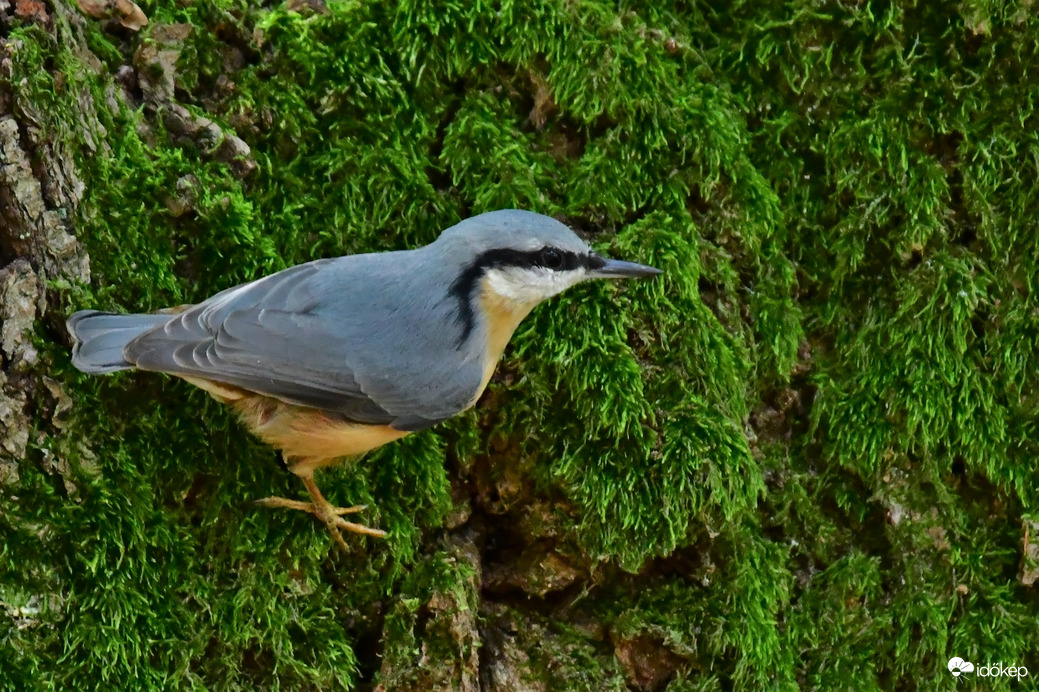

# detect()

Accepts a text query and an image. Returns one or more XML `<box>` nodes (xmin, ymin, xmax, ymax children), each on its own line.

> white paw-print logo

<box><xmin>948</xmin><ymin>657</ymin><xmax>975</xmax><ymax>677</ymax></box>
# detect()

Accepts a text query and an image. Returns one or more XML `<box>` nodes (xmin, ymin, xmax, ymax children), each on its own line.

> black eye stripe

<box><xmin>449</xmin><ymin>247</ymin><xmax>605</xmax><ymax>344</ymax></box>
<box><xmin>461</xmin><ymin>247</ymin><xmax>598</xmax><ymax>272</ymax></box>
<box><xmin>495</xmin><ymin>246</ymin><xmax>600</xmax><ymax>271</ymax></box>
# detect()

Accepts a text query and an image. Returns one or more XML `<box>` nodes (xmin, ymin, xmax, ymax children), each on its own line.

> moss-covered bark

<box><xmin>2</xmin><ymin>1</ymin><xmax>1037</xmax><ymax>690</ymax></box>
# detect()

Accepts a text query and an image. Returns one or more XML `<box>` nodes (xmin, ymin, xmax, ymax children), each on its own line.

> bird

<box><xmin>66</xmin><ymin>210</ymin><xmax>662</xmax><ymax>549</ymax></box>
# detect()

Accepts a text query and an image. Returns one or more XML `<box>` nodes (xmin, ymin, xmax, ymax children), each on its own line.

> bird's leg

<box><xmin>254</xmin><ymin>467</ymin><xmax>387</xmax><ymax>547</ymax></box>
<box><xmin>299</xmin><ymin>473</ymin><xmax>388</xmax><ymax>541</ymax></box>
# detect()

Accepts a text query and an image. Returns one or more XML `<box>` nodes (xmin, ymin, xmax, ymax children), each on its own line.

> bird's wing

<box><xmin>124</xmin><ymin>258</ymin><xmax>480</xmax><ymax>431</ymax></box>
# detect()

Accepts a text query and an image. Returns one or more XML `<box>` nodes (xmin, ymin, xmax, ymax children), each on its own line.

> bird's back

<box><xmin>121</xmin><ymin>245</ymin><xmax>487</xmax><ymax>431</ymax></box>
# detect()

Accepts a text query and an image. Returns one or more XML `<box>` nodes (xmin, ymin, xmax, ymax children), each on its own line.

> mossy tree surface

<box><xmin>1</xmin><ymin>1</ymin><xmax>1037</xmax><ymax>690</ymax></box>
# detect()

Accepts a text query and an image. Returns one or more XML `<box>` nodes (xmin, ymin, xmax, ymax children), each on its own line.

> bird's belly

<box><xmin>231</xmin><ymin>393</ymin><xmax>408</xmax><ymax>467</ymax></box>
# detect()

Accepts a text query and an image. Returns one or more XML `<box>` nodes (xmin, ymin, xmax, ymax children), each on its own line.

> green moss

<box><xmin>3</xmin><ymin>0</ymin><xmax>1039</xmax><ymax>689</ymax></box>
<box><xmin>377</xmin><ymin>544</ymin><xmax>479</xmax><ymax>690</ymax></box>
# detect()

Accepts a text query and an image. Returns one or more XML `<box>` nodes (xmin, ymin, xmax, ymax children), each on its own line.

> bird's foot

<box><xmin>254</xmin><ymin>495</ymin><xmax>387</xmax><ymax>549</ymax></box>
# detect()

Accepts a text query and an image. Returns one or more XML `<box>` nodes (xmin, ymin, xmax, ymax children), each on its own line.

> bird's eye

<box><xmin>540</xmin><ymin>248</ymin><xmax>564</xmax><ymax>269</ymax></box>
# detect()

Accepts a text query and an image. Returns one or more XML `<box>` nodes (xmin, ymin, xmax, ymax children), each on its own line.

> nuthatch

<box><xmin>67</xmin><ymin>210</ymin><xmax>662</xmax><ymax>548</ymax></box>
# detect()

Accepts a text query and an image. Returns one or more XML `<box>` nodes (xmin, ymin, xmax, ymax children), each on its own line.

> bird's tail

<box><xmin>67</xmin><ymin>310</ymin><xmax>171</xmax><ymax>374</ymax></box>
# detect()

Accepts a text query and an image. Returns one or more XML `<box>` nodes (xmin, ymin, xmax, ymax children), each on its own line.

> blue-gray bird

<box><xmin>67</xmin><ymin>210</ymin><xmax>661</xmax><ymax>548</ymax></box>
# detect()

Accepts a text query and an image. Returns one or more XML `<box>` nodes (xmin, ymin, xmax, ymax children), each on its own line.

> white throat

<box><xmin>483</xmin><ymin>266</ymin><xmax>588</xmax><ymax>307</ymax></box>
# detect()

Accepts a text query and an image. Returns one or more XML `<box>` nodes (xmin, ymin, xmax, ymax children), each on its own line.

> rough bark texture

<box><xmin>2</xmin><ymin>2</ymin><xmax>1039</xmax><ymax>691</ymax></box>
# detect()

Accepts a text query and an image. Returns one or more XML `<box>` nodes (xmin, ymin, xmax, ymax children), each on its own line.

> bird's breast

<box><xmin>470</xmin><ymin>276</ymin><xmax>539</xmax><ymax>403</ymax></box>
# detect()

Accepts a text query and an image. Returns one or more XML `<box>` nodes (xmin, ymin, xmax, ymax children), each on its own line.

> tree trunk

<box><xmin>3</xmin><ymin>2</ymin><xmax>1037</xmax><ymax>691</ymax></box>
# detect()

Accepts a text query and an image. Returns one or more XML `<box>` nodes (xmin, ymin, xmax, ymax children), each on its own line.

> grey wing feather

<box><xmin>124</xmin><ymin>256</ymin><xmax>481</xmax><ymax>431</ymax></box>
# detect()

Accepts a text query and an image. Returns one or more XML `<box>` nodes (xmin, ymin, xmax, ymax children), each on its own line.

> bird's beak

<box><xmin>591</xmin><ymin>257</ymin><xmax>663</xmax><ymax>279</ymax></box>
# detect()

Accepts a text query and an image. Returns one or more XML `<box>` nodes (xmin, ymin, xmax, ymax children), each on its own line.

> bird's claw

<box><xmin>254</xmin><ymin>495</ymin><xmax>386</xmax><ymax>547</ymax></box>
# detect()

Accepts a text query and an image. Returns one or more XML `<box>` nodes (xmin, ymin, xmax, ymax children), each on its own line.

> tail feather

<box><xmin>67</xmin><ymin>310</ymin><xmax>172</xmax><ymax>374</ymax></box>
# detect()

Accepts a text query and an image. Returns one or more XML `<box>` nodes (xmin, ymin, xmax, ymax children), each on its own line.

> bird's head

<box><xmin>437</xmin><ymin>210</ymin><xmax>662</xmax><ymax>312</ymax></box>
